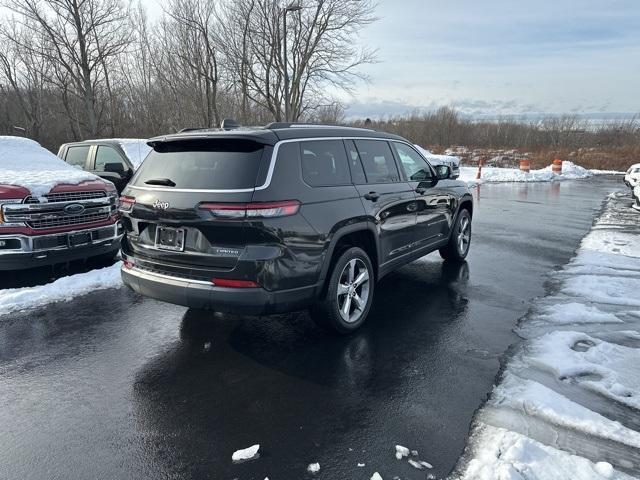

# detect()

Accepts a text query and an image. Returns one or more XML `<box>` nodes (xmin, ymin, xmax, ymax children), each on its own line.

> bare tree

<box><xmin>0</xmin><ymin>20</ymin><xmax>49</xmax><ymax>139</ymax></box>
<box><xmin>3</xmin><ymin>0</ymin><xmax>132</xmax><ymax>137</ymax></box>
<box><xmin>221</xmin><ymin>0</ymin><xmax>376</xmax><ymax>122</ymax></box>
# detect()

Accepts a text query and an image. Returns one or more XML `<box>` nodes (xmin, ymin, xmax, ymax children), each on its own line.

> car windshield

<box><xmin>133</xmin><ymin>139</ymin><xmax>265</xmax><ymax>190</ymax></box>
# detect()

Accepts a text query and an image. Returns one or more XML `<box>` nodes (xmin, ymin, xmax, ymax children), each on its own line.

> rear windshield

<box><xmin>133</xmin><ymin>139</ymin><xmax>265</xmax><ymax>190</ymax></box>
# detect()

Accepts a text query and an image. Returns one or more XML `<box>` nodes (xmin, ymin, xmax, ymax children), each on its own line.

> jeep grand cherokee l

<box><xmin>0</xmin><ymin>136</ymin><xmax>122</xmax><ymax>270</ymax></box>
<box><xmin>119</xmin><ymin>123</ymin><xmax>473</xmax><ymax>333</ymax></box>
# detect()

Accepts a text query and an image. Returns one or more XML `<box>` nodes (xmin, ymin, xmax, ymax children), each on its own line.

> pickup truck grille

<box><xmin>2</xmin><ymin>191</ymin><xmax>116</xmax><ymax>230</ymax></box>
<box><xmin>24</xmin><ymin>191</ymin><xmax>107</xmax><ymax>204</ymax></box>
<box><xmin>26</xmin><ymin>211</ymin><xmax>110</xmax><ymax>229</ymax></box>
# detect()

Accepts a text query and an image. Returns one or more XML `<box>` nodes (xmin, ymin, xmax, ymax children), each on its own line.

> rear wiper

<box><xmin>145</xmin><ymin>178</ymin><xmax>176</xmax><ymax>187</ymax></box>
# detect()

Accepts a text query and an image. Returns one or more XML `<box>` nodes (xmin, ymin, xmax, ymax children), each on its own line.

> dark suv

<box><xmin>119</xmin><ymin>124</ymin><xmax>473</xmax><ymax>333</ymax></box>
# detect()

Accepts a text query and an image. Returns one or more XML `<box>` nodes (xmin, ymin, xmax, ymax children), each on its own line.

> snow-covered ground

<box><xmin>0</xmin><ymin>136</ymin><xmax>99</xmax><ymax>197</ymax></box>
<box><xmin>0</xmin><ymin>262</ymin><xmax>122</xmax><ymax>316</ymax></box>
<box><xmin>454</xmin><ymin>192</ymin><xmax>640</xmax><ymax>479</ymax></box>
<box><xmin>460</xmin><ymin>160</ymin><xmax>621</xmax><ymax>186</ymax></box>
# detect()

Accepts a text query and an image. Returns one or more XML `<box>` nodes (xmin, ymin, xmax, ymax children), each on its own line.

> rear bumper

<box><xmin>0</xmin><ymin>223</ymin><xmax>123</xmax><ymax>270</ymax></box>
<box><xmin>121</xmin><ymin>264</ymin><xmax>316</xmax><ymax>315</ymax></box>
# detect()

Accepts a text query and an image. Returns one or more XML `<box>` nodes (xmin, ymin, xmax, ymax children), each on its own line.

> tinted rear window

<box><xmin>300</xmin><ymin>140</ymin><xmax>351</xmax><ymax>186</ymax></box>
<box><xmin>133</xmin><ymin>139</ymin><xmax>264</xmax><ymax>190</ymax></box>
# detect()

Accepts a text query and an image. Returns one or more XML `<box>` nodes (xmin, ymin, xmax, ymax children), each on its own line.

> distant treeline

<box><xmin>353</xmin><ymin>107</ymin><xmax>640</xmax><ymax>152</ymax></box>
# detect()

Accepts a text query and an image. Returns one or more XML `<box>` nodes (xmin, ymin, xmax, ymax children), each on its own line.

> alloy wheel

<box><xmin>337</xmin><ymin>258</ymin><xmax>370</xmax><ymax>323</ymax></box>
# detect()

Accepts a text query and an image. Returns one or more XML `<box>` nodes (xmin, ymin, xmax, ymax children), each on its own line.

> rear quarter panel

<box><xmin>251</xmin><ymin>142</ymin><xmax>367</xmax><ymax>290</ymax></box>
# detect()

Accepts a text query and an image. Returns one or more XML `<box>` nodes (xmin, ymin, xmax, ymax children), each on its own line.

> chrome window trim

<box><xmin>128</xmin><ymin>136</ymin><xmax>409</xmax><ymax>194</ymax></box>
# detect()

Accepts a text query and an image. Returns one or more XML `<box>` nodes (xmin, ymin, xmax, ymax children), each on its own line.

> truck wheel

<box><xmin>310</xmin><ymin>247</ymin><xmax>375</xmax><ymax>335</ymax></box>
<box><xmin>439</xmin><ymin>209</ymin><xmax>472</xmax><ymax>262</ymax></box>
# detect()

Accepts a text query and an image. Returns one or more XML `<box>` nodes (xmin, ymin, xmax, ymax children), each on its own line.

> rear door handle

<box><xmin>364</xmin><ymin>192</ymin><xmax>380</xmax><ymax>201</ymax></box>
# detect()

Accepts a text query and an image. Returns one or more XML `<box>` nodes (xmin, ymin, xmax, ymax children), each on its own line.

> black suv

<box><xmin>119</xmin><ymin>124</ymin><xmax>473</xmax><ymax>333</ymax></box>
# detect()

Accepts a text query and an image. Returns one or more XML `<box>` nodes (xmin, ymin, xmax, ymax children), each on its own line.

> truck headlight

<box><xmin>0</xmin><ymin>199</ymin><xmax>24</xmax><ymax>225</ymax></box>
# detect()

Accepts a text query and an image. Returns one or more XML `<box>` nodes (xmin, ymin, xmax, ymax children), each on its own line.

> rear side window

<box><xmin>344</xmin><ymin>140</ymin><xmax>367</xmax><ymax>184</ymax></box>
<box><xmin>65</xmin><ymin>145</ymin><xmax>90</xmax><ymax>168</ymax></box>
<box><xmin>133</xmin><ymin>139</ymin><xmax>264</xmax><ymax>190</ymax></box>
<box><xmin>300</xmin><ymin>140</ymin><xmax>351</xmax><ymax>187</ymax></box>
<box><xmin>353</xmin><ymin>140</ymin><xmax>400</xmax><ymax>183</ymax></box>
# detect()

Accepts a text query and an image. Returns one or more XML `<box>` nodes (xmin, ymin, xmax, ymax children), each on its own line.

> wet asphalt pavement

<box><xmin>0</xmin><ymin>176</ymin><xmax>624</xmax><ymax>480</ymax></box>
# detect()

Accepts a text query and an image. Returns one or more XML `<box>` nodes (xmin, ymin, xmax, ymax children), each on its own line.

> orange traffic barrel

<box><xmin>552</xmin><ymin>159</ymin><xmax>563</xmax><ymax>174</ymax></box>
<box><xmin>519</xmin><ymin>159</ymin><xmax>530</xmax><ymax>173</ymax></box>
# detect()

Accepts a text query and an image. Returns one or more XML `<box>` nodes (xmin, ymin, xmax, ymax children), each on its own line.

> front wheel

<box><xmin>439</xmin><ymin>209</ymin><xmax>472</xmax><ymax>262</ymax></box>
<box><xmin>310</xmin><ymin>247</ymin><xmax>375</xmax><ymax>334</ymax></box>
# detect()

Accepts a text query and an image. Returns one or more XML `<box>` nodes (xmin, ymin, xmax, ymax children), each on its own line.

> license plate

<box><xmin>68</xmin><ymin>232</ymin><xmax>91</xmax><ymax>247</ymax></box>
<box><xmin>155</xmin><ymin>226</ymin><xmax>185</xmax><ymax>251</ymax></box>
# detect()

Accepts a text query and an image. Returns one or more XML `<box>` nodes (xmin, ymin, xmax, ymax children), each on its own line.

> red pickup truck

<box><xmin>0</xmin><ymin>136</ymin><xmax>122</xmax><ymax>270</ymax></box>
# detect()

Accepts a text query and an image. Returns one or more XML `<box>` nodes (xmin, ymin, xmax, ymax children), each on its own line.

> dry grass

<box><xmin>529</xmin><ymin>147</ymin><xmax>640</xmax><ymax>171</ymax></box>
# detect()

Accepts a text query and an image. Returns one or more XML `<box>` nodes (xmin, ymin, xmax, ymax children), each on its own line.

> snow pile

<box><xmin>415</xmin><ymin>145</ymin><xmax>460</xmax><ymax>169</ymax></box>
<box><xmin>0</xmin><ymin>136</ymin><xmax>99</xmax><ymax>197</ymax></box>
<box><xmin>462</xmin><ymin>425</ymin><xmax>634</xmax><ymax>480</ymax></box>
<box><xmin>455</xmin><ymin>191</ymin><xmax>640</xmax><ymax>479</ymax></box>
<box><xmin>459</xmin><ymin>160</ymin><xmax>594</xmax><ymax>186</ymax></box>
<box><xmin>115</xmin><ymin>139</ymin><xmax>151</xmax><ymax>169</ymax></box>
<box><xmin>0</xmin><ymin>262</ymin><xmax>122</xmax><ymax>316</ymax></box>
<box><xmin>307</xmin><ymin>463</ymin><xmax>320</xmax><ymax>473</ymax></box>
<box><xmin>231</xmin><ymin>444</ymin><xmax>260</xmax><ymax>462</ymax></box>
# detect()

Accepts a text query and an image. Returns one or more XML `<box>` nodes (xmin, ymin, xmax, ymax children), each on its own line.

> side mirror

<box><xmin>434</xmin><ymin>165</ymin><xmax>451</xmax><ymax>180</ymax></box>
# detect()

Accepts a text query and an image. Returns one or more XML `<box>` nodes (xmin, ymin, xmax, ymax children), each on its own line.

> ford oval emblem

<box><xmin>64</xmin><ymin>203</ymin><xmax>85</xmax><ymax>215</ymax></box>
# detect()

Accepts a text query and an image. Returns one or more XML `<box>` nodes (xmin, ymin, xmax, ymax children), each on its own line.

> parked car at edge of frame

<box><xmin>57</xmin><ymin>139</ymin><xmax>151</xmax><ymax>193</ymax></box>
<box><xmin>624</xmin><ymin>163</ymin><xmax>640</xmax><ymax>189</ymax></box>
<box><xmin>0</xmin><ymin>136</ymin><xmax>123</xmax><ymax>271</ymax></box>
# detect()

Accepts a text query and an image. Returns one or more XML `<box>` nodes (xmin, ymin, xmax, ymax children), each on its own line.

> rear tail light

<box><xmin>119</xmin><ymin>196</ymin><xmax>136</xmax><ymax>212</ymax></box>
<box><xmin>199</xmin><ymin>200</ymin><xmax>300</xmax><ymax>219</ymax></box>
<box><xmin>123</xmin><ymin>260</ymin><xmax>134</xmax><ymax>269</ymax></box>
<box><xmin>211</xmin><ymin>278</ymin><xmax>260</xmax><ymax>288</ymax></box>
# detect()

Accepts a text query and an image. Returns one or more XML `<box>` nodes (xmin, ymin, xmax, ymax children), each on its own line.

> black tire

<box><xmin>310</xmin><ymin>247</ymin><xmax>375</xmax><ymax>335</ymax></box>
<box><xmin>439</xmin><ymin>209</ymin><xmax>472</xmax><ymax>262</ymax></box>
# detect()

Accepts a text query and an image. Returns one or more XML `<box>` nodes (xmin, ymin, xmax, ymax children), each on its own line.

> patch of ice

<box><xmin>459</xmin><ymin>425</ymin><xmax>635</xmax><ymax>480</ymax></box>
<box><xmin>533</xmin><ymin>302</ymin><xmax>622</xmax><ymax>325</ymax></box>
<box><xmin>518</xmin><ymin>331</ymin><xmax>640</xmax><ymax>410</ymax></box>
<box><xmin>0</xmin><ymin>262</ymin><xmax>123</xmax><ymax>316</ymax></box>
<box><xmin>307</xmin><ymin>463</ymin><xmax>320</xmax><ymax>473</ymax></box>
<box><xmin>0</xmin><ymin>136</ymin><xmax>99</xmax><ymax>196</ymax></box>
<box><xmin>491</xmin><ymin>374</ymin><xmax>640</xmax><ymax>448</ymax></box>
<box><xmin>357</xmin><ymin>463</ymin><xmax>365</xmax><ymax>467</ymax></box>
<box><xmin>371</xmin><ymin>473</ymin><xmax>383</xmax><ymax>480</ymax></box>
<box><xmin>561</xmin><ymin>275</ymin><xmax>640</xmax><ymax>307</ymax></box>
<box><xmin>581</xmin><ymin>230</ymin><xmax>640</xmax><ymax>258</ymax></box>
<box><xmin>231</xmin><ymin>444</ymin><xmax>260</xmax><ymax>462</ymax></box>
<box><xmin>395</xmin><ymin>444</ymin><xmax>410</xmax><ymax>459</ymax></box>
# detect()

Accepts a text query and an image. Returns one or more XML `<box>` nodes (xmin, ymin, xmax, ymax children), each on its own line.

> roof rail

<box><xmin>264</xmin><ymin>122</ymin><xmax>375</xmax><ymax>131</ymax></box>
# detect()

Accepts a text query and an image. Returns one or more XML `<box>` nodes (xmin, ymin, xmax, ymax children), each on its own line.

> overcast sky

<box><xmin>344</xmin><ymin>0</ymin><xmax>640</xmax><ymax>118</ymax></box>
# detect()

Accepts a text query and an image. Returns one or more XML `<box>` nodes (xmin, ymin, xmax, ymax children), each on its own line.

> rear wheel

<box><xmin>439</xmin><ymin>209</ymin><xmax>471</xmax><ymax>262</ymax></box>
<box><xmin>310</xmin><ymin>247</ymin><xmax>375</xmax><ymax>334</ymax></box>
